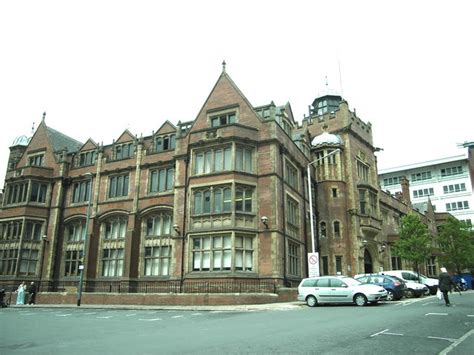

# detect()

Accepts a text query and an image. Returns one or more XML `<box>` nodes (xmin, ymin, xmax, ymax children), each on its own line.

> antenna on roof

<box><xmin>222</xmin><ymin>60</ymin><xmax>226</xmax><ymax>73</ymax></box>
<box><xmin>31</xmin><ymin>122</ymin><xmax>35</xmax><ymax>134</ymax></box>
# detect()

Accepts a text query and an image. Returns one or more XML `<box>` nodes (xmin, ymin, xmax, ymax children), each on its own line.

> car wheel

<box><xmin>306</xmin><ymin>295</ymin><xmax>318</xmax><ymax>307</ymax></box>
<box><xmin>386</xmin><ymin>290</ymin><xmax>394</xmax><ymax>301</ymax></box>
<box><xmin>423</xmin><ymin>287</ymin><xmax>430</xmax><ymax>296</ymax></box>
<box><xmin>405</xmin><ymin>289</ymin><xmax>414</xmax><ymax>298</ymax></box>
<box><xmin>354</xmin><ymin>293</ymin><xmax>368</xmax><ymax>306</ymax></box>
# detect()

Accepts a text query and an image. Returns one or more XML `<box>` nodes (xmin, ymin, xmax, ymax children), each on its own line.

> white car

<box><xmin>298</xmin><ymin>275</ymin><xmax>388</xmax><ymax>307</ymax></box>
<box><xmin>383</xmin><ymin>270</ymin><xmax>438</xmax><ymax>295</ymax></box>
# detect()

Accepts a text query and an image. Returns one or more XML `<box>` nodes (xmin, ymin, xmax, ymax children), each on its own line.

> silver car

<box><xmin>298</xmin><ymin>275</ymin><xmax>388</xmax><ymax>307</ymax></box>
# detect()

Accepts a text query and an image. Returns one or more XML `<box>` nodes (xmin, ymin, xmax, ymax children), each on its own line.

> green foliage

<box><xmin>392</xmin><ymin>213</ymin><xmax>432</xmax><ymax>272</ymax></box>
<box><xmin>437</xmin><ymin>216</ymin><xmax>474</xmax><ymax>274</ymax></box>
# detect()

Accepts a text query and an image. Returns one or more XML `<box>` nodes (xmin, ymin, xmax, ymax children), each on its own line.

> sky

<box><xmin>1</xmin><ymin>0</ymin><xmax>472</xmax><ymax>185</ymax></box>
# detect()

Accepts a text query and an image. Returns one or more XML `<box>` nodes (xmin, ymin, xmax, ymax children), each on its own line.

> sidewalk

<box><xmin>8</xmin><ymin>301</ymin><xmax>303</xmax><ymax>312</ymax></box>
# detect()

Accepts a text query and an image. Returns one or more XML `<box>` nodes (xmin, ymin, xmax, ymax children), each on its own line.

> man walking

<box><xmin>28</xmin><ymin>282</ymin><xmax>37</xmax><ymax>305</ymax></box>
<box><xmin>438</xmin><ymin>267</ymin><xmax>455</xmax><ymax>307</ymax></box>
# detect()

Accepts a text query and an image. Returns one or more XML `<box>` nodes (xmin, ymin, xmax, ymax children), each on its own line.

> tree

<box><xmin>437</xmin><ymin>216</ymin><xmax>474</xmax><ymax>274</ymax></box>
<box><xmin>392</xmin><ymin>213</ymin><xmax>433</xmax><ymax>273</ymax></box>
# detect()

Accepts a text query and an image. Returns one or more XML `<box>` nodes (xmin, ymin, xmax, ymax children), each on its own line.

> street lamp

<box><xmin>307</xmin><ymin>149</ymin><xmax>341</xmax><ymax>255</ymax></box>
<box><xmin>77</xmin><ymin>172</ymin><xmax>93</xmax><ymax>306</ymax></box>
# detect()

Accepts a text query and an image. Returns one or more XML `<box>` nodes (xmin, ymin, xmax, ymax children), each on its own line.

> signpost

<box><xmin>307</xmin><ymin>252</ymin><xmax>320</xmax><ymax>278</ymax></box>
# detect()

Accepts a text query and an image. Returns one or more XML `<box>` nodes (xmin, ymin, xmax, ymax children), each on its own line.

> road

<box><xmin>1</xmin><ymin>292</ymin><xmax>473</xmax><ymax>354</ymax></box>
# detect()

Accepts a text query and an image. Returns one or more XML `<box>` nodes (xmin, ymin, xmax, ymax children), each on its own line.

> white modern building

<box><xmin>378</xmin><ymin>144</ymin><xmax>474</xmax><ymax>225</ymax></box>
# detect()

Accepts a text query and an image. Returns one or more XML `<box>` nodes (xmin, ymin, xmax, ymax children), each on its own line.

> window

<box><xmin>235</xmin><ymin>187</ymin><xmax>253</xmax><ymax>213</ymax></box>
<box><xmin>30</xmin><ymin>182</ymin><xmax>48</xmax><ymax>203</ymax></box>
<box><xmin>357</xmin><ymin>161</ymin><xmax>369</xmax><ymax>182</ymax></box>
<box><xmin>64</xmin><ymin>250</ymin><xmax>83</xmax><ymax>276</ymax></box>
<box><xmin>446</xmin><ymin>201</ymin><xmax>470</xmax><ymax>211</ymax></box>
<box><xmin>0</xmin><ymin>221</ymin><xmax>23</xmax><ymax>240</ymax></box>
<box><xmin>149</xmin><ymin>167</ymin><xmax>174</xmax><ymax>193</ymax></box>
<box><xmin>359</xmin><ymin>190</ymin><xmax>367</xmax><ymax>215</ymax></box>
<box><xmin>5</xmin><ymin>182</ymin><xmax>28</xmax><ymax>205</ymax></box>
<box><xmin>0</xmin><ymin>249</ymin><xmax>18</xmax><ymax>275</ymax></box>
<box><xmin>235</xmin><ymin>146</ymin><xmax>253</xmax><ymax>173</ymax></box>
<box><xmin>383</xmin><ymin>176</ymin><xmax>401</xmax><ymax>186</ymax></box>
<box><xmin>443</xmin><ymin>183</ymin><xmax>466</xmax><ymax>194</ymax></box>
<box><xmin>441</xmin><ymin>166</ymin><xmax>463</xmax><ymax>177</ymax></box>
<box><xmin>146</xmin><ymin>214</ymin><xmax>172</xmax><ymax>237</ymax></box>
<box><xmin>210</xmin><ymin>112</ymin><xmax>236</xmax><ymax>127</ymax></box>
<box><xmin>411</xmin><ymin>171</ymin><xmax>432</xmax><ymax>182</ymax></box>
<box><xmin>28</xmin><ymin>153</ymin><xmax>44</xmax><ymax>167</ymax></box>
<box><xmin>193</xmin><ymin>186</ymin><xmax>232</xmax><ymax>214</ymax></box>
<box><xmin>72</xmin><ymin>180</ymin><xmax>91</xmax><ymax>203</ymax></box>
<box><xmin>288</xmin><ymin>242</ymin><xmax>300</xmax><ymax>276</ymax></box>
<box><xmin>108</xmin><ymin>174</ymin><xmax>129</xmax><ymax>198</ymax></box>
<box><xmin>19</xmin><ymin>249</ymin><xmax>39</xmax><ymax>275</ymax></box>
<box><xmin>24</xmin><ymin>221</ymin><xmax>43</xmax><ymax>240</ymax></box>
<box><xmin>66</xmin><ymin>220</ymin><xmax>86</xmax><ymax>242</ymax></box>
<box><xmin>102</xmin><ymin>248</ymin><xmax>124</xmax><ymax>277</ymax></box>
<box><xmin>359</xmin><ymin>189</ymin><xmax>377</xmax><ymax>216</ymax></box>
<box><xmin>78</xmin><ymin>150</ymin><xmax>97</xmax><ymax>167</ymax></box>
<box><xmin>194</xmin><ymin>147</ymin><xmax>232</xmax><ymax>175</ymax></box>
<box><xmin>286</xmin><ymin>196</ymin><xmax>300</xmax><ymax>238</ymax></box>
<box><xmin>335</xmin><ymin>256</ymin><xmax>342</xmax><ymax>274</ymax></box>
<box><xmin>426</xmin><ymin>256</ymin><xmax>436</xmax><ymax>277</ymax></box>
<box><xmin>144</xmin><ymin>246</ymin><xmax>171</xmax><ymax>276</ymax></box>
<box><xmin>114</xmin><ymin>142</ymin><xmax>135</xmax><ymax>160</ymax></box>
<box><xmin>413</xmin><ymin>188</ymin><xmax>434</xmax><ymax>198</ymax></box>
<box><xmin>285</xmin><ymin>161</ymin><xmax>298</xmax><ymax>189</ymax></box>
<box><xmin>391</xmin><ymin>256</ymin><xmax>402</xmax><ymax>270</ymax></box>
<box><xmin>333</xmin><ymin>221</ymin><xmax>341</xmax><ymax>238</ymax></box>
<box><xmin>332</xmin><ymin>188</ymin><xmax>338</xmax><ymax>198</ymax></box>
<box><xmin>104</xmin><ymin>217</ymin><xmax>127</xmax><ymax>239</ymax></box>
<box><xmin>192</xmin><ymin>235</ymin><xmax>253</xmax><ymax>272</ymax></box>
<box><xmin>321</xmin><ymin>256</ymin><xmax>329</xmax><ymax>276</ymax></box>
<box><xmin>155</xmin><ymin>134</ymin><xmax>176</xmax><ymax>152</ymax></box>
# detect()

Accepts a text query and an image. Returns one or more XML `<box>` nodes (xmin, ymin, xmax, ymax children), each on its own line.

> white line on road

<box><xmin>384</xmin><ymin>332</ymin><xmax>404</xmax><ymax>336</ymax></box>
<box><xmin>370</xmin><ymin>329</ymin><xmax>389</xmax><ymax>337</ymax></box>
<box><xmin>191</xmin><ymin>313</ymin><xmax>202</xmax><ymax>316</ymax></box>
<box><xmin>19</xmin><ymin>313</ymin><xmax>35</xmax><ymax>315</ymax></box>
<box><xmin>439</xmin><ymin>329</ymin><xmax>474</xmax><ymax>355</ymax></box>
<box><xmin>126</xmin><ymin>314</ymin><xmax>137</xmax><ymax>317</ymax></box>
<box><xmin>96</xmin><ymin>316</ymin><xmax>112</xmax><ymax>319</ymax></box>
<box><xmin>427</xmin><ymin>336</ymin><xmax>456</xmax><ymax>342</ymax></box>
<box><xmin>138</xmin><ymin>318</ymin><xmax>162</xmax><ymax>321</ymax></box>
<box><xmin>425</xmin><ymin>313</ymin><xmax>448</xmax><ymax>316</ymax></box>
<box><xmin>172</xmin><ymin>315</ymin><xmax>184</xmax><ymax>319</ymax></box>
<box><xmin>55</xmin><ymin>314</ymin><xmax>72</xmax><ymax>317</ymax></box>
<box><xmin>83</xmin><ymin>312</ymin><xmax>97</xmax><ymax>315</ymax></box>
<box><xmin>467</xmin><ymin>315</ymin><xmax>474</xmax><ymax>317</ymax></box>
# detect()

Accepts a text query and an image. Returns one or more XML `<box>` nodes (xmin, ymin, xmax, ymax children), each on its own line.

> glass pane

<box><xmin>162</xmin><ymin>258</ymin><xmax>169</xmax><ymax>275</ymax></box>
<box><xmin>223</xmin><ymin>236</ymin><xmax>231</xmax><ymax>248</ymax></box>
<box><xmin>203</xmin><ymin>191</ymin><xmax>211</xmax><ymax>213</ymax></box>
<box><xmin>235</xmin><ymin>250</ymin><xmax>243</xmax><ymax>269</ymax></box>
<box><xmin>213</xmin><ymin>250</ymin><xmax>222</xmax><ymax>269</ymax></box>
<box><xmin>205</xmin><ymin>151</ymin><xmax>212</xmax><ymax>173</ymax></box>
<box><xmin>244</xmin><ymin>149</ymin><xmax>252</xmax><ymax>172</ymax></box>
<box><xmin>202</xmin><ymin>251</ymin><xmax>210</xmax><ymax>270</ymax></box>
<box><xmin>236</xmin><ymin>148</ymin><xmax>243</xmax><ymax>170</ymax></box>
<box><xmin>195</xmin><ymin>154</ymin><xmax>204</xmax><ymax>174</ymax></box>
<box><xmin>163</xmin><ymin>215</ymin><xmax>171</xmax><ymax>235</ymax></box>
<box><xmin>235</xmin><ymin>236</ymin><xmax>243</xmax><ymax>248</ymax></box>
<box><xmin>223</xmin><ymin>250</ymin><xmax>231</xmax><ymax>269</ymax></box>
<box><xmin>224</xmin><ymin>148</ymin><xmax>231</xmax><ymax>170</ymax></box>
<box><xmin>166</xmin><ymin>169</ymin><xmax>174</xmax><ymax>190</ymax></box>
<box><xmin>193</xmin><ymin>252</ymin><xmax>201</xmax><ymax>270</ymax></box>
<box><xmin>244</xmin><ymin>237</ymin><xmax>252</xmax><ymax>249</ymax></box>
<box><xmin>214</xmin><ymin>190</ymin><xmax>222</xmax><ymax>213</ymax></box>
<box><xmin>223</xmin><ymin>188</ymin><xmax>231</xmax><ymax>212</ymax></box>
<box><xmin>245</xmin><ymin>251</ymin><xmax>253</xmax><ymax>270</ymax></box>
<box><xmin>203</xmin><ymin>237</ymin><xmax>211</xmax><ymax>249</ymax></box>
<box><xmin>215</xmin><ymin>150</ymin><xmax>223</xmax><ymax>171</ymax></box>
<box><xmin>158</xmin><ymin>169</ymin><xmax>166</xmax><ymax>192</ymax></box>
<box><xmin>194</xmin><ymin>192</ymin><xmax>202</xmax><ymax>214</ymax></box>
<box><xmin>213</xmin><ymin>236</ymin><xmax>222</xmax><ymax>248</ymax></box>
<box><xmin>152</xmin><ymin>258</ymin><xmax>159</xmax><ymax>275</ymax></box>
<box><xmin>145</xmin><ymin>259</ymin><xmax>151</xmax><ymax>275</ymax></box>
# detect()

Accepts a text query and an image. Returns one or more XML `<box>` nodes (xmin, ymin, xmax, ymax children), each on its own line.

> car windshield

<box><xmin>342</xmin><ymin>277</ymin><xmax>361</xmax><ymax>286</ymax></box>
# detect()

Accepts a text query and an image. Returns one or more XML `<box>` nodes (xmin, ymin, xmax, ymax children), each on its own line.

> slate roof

<box><xmin>46</xmin><ymin>126</ymin><xmax>83</xmax><ymax>153</ymax></box>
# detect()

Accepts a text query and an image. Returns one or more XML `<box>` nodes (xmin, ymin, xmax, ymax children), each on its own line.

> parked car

<box><xmin>354</xmin><ymin>274</ymin><xmax>405</xmax><ymax>301</ymax></box>
<box><xmin>297</xmin><ymin>275</ymin><xmax>387</xmax><ymax>307</ymax></box>
<box><xmin>383</xmin><ymin>270</ymin><xmax>438</xmax><ymax>295</ymax></box>
<box><xmin>386</xmin><ymin>275</ymin><xmax>427</xmax><ymax>298</ymax></box>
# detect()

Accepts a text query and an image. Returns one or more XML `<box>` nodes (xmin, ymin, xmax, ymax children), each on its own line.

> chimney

<box><xmin>400</xmin><ymin>176</ymin><xmax>412</xmax><ymax>207</ymax></box>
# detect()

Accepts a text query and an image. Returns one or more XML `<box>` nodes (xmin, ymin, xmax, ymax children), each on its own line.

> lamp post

<box><xmin>307</xmin><ymin>149</ymin><xmax>340</xmax><ymax>276</ymax></box>
<box><xmin>77</xmin><ymin>172</ymin><xmax>93</xmax><ymax>306</ymax></box>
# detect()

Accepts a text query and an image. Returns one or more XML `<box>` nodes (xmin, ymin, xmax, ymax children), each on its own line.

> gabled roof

<box><xmin>45</xmin><ymin>125</ymin><xmax>83</xmax><ymax>153</ymax></box>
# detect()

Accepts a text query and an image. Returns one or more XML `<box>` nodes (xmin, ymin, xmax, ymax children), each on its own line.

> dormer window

<box><xmin>155</xmin><ymin>134</ymin><xmax>176</xmax><ymax>152</ymax></box>
<box><xmin>28</xmin><ymin>153</ymin><xmax>44</xmax><ymax>167</ymax></box>
<box><xmin>78</xmin><ymin>150</ymin><xmax>97</xmax><ymax>167</ymax></box>
<box><xmin>211</xmin><ymin>112</ymin><xmax>236</xmax><ymax>127</ymax></box>
<box><xmin>115</xmin><ymin>143</ymin><xmax>134</xmax><ymax>160</ymax></box>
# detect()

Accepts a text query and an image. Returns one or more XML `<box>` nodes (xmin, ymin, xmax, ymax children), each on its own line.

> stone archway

<box><xmin>364</xmin><ymin>249</ymin><xmax>373</xmax><ymax>274</ymax></box>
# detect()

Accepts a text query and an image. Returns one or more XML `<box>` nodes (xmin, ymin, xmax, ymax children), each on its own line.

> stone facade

<box><xmin>0</xmin><ymin>68</ymin><xmax>443</xmax><ymax>304</ymax></box>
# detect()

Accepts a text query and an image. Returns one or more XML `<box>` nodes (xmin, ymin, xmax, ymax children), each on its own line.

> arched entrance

<box><xmin>364</xmin><ymin>249</ymin><xmax>373</xmax><ymax>273</ymax></box>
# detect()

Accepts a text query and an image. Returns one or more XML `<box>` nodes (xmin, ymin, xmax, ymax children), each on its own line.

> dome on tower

<box><xmin>11</xmin><ymin>135</ymin><xmax>31</xmax><ymax>147</ymax></box>
<box><xmin>311</xmin><ymin>132</ymin><xmax>343</xmax><ymax>148</ymax></box>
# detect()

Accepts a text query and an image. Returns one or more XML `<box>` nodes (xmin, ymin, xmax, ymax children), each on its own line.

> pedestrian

<box><xmin>16</xmin><ymin>282</ymin><xmax>26</xmax><ymax>305</ymax></box>
<box><xmin>28</xmin><ymin>282</ymin><xmax>37</xmax><ymax>305</ymax></box>
<box><xmin>438</xmin><ymin>267</ymin><xmax>455</xmax><ymax>307</ymax></box>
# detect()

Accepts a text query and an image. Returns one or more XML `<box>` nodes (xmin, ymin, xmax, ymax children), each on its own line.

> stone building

<box><xmin>0</xmin><ymin>67</ymin><xmax>442</xmax><ymax>303</ymax></box>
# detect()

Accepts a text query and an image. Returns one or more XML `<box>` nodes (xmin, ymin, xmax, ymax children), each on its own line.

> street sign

<box><xmin>307</xmin><ymin>252</ymin><xmax>320</xmax><ymax>277</ymax></box>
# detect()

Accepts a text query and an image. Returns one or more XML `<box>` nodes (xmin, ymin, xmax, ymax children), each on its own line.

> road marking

<box><xmin>370</xmin><ymin>329</ymin><xmax>389</xmax><ymax>337</ymax></box>
<box><xmin>96</xmin><ymin>316</ymin><xmax>112</xmax><ymax>319</ymax></box>
<box><xmin>384</xmin><ymin>332</ymin><xmax>404</xmax><ymax>336</ymax></box>
<box><xmin>172</xmin><ymin>315</ymin><xmax>184</xmax><ymax>319</ymax></box>
<box><xmin>425</xmin><ymin>313</ymin><xmax>448</xmax><ymax>316</ymax></box>
<box><xmin>20</xmin><ymin>312</ymin><xmax>35</xmax><ymax>315</ymax></box>
<box><xmin>55</xmin><ymin>314</ymin><xmax>72</xmax><ymax>317</ymax></box>
<box><xmin>126</xmin><ymin>313</ymin><xmax>137</xmax><ymax>317</ymax></box>
<box><xmin>138</xmin><ymin>318</ymin><xmax>162</xmax><ymax>321</ymax></box>
<box><xmin>422</xmin><ymin>301</ymin><xmax>438</xmax><ymax>306</ymax></box>
<box><xmin>439</xmin><ymin>329</ymin><xmax>474</xmax><ymax>355</ymax></box>
<box><xmin>467</xmin><ymin>315</ymin><xmax>474</xmax><ymax>317</ymax></box>
<box><xmin>427</xmin><ymin>336</ymin><xmax>456</xmax><ymax>342</ymax></box>
<box><xmin>83</xmin><ymin>312</ymin><xmax>97</xmax><ymax>315</ymax></box>
<box><xmin>191</xmin><ymin>313</ymin><xmax>202</xmax><ymax>316</ymax></box>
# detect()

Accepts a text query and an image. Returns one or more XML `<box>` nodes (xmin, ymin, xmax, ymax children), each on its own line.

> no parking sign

<box><xmin>307</xmin><ymin>252</ymin><xmax>320</xmax><ymax>277</ymax></box>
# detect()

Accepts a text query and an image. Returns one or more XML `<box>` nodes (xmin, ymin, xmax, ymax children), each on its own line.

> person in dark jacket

<box><xmin>28</xmin><ymin>282</ymin><xmax>37</xmax><ymax>305</ymax></box>
<box><xmin>438</xmin><ymin>267</ymin><xmax>455</xmax><ymax>306</ymax></box>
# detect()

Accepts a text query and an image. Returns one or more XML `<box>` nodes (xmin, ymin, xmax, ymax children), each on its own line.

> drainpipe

<box><xmin>279</xmin><ymin>145</ymin><xmax>288</xmax><ymax>287</ymax></box>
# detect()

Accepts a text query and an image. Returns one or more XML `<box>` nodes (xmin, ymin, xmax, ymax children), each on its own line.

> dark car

<box><xmin>355</xmin><ymin>274</ymin><xmax>406</xmax><ymax>301</ymax></box>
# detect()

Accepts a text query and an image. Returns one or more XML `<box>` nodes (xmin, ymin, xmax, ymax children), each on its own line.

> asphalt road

<box><xmin>1</xmin><ymin>292</ymin><xmax>473</xmax><ymax>355</ymax></box>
